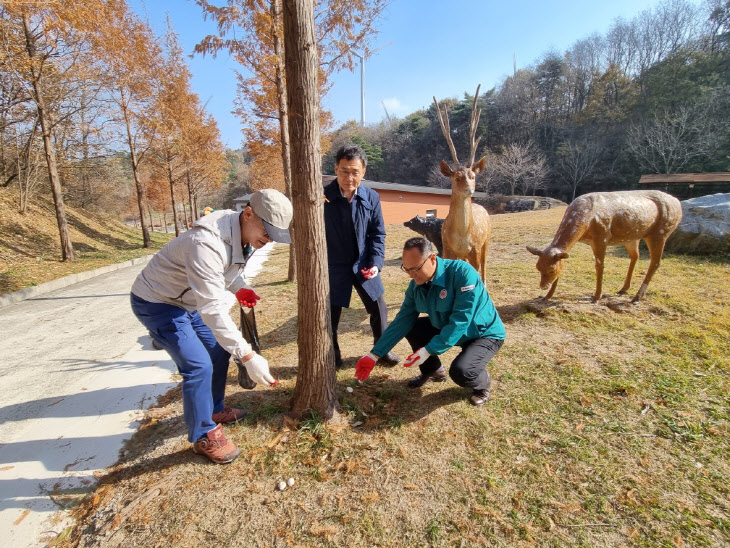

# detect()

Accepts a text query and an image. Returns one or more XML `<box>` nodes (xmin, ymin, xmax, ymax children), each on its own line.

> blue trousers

<box><xmin>130</xmin><ymin>293</ymin><xmax>231</xmax><ymax>442</ymax></box>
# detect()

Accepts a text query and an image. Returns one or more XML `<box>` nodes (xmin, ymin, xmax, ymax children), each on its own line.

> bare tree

<box><xmin>283</xmin><ymin>0</ymin><xmax>337</xmax><ymax>421</ymax></box>
<box><xmin>494</xmin><ymin>143</ymin><xmax>549</xmax><ymax>196</ymax></box>
<box><xmin>555</xmin><ymin>138</ymin><xmax>603</xmax><ymax>200</ymax></box>
<box><xmin>626</xmin><ymin>101</ymin><xmax>721</xmax><ymax>173</ymax></box>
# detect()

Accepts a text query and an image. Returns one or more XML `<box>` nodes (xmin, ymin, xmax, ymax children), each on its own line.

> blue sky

<box><xmin>130</xmin><ymin>0</ymin><xmax>699</xmax><ymax>149</ymax></box>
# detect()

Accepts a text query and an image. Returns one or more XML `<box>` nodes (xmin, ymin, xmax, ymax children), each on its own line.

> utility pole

<box><xmin>351</xmin><ymin>49</ymin><xmax>365</xmax><ymax>126</ymax></box>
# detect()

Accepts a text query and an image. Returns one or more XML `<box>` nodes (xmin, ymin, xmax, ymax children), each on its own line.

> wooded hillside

<box><xmin>323</xmin><ymin>0</ymin><xmax>730</xmax><ymax>202</ymax></box>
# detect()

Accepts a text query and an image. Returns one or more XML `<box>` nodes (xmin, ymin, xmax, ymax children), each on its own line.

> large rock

<box><xmin>665</xmin><ymin>193</ymin><xmax>730</xmax><ymax>255</ymax></box>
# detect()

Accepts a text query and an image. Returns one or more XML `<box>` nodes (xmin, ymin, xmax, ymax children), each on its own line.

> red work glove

<box><xmin>235</xmin><ymin>287</ymin><xmax>260</xmax><ymax>308</ymax></box>
<box><xmin>354</xmin><ymin>353</ymin><xmax>378</xmax><ymax>381</ymax></box>
<box><xmin>404</xmin><ymin>347</ymin><xmax>430</xmax><ymax>368</ymax></box>
<box><xmin>361</xmin><ymin>266</ymin><xmax>379</xmax><ymax>279</ymax></box>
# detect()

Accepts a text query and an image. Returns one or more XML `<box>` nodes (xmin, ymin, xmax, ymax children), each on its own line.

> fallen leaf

<box><xmin>13</xmin><ymin>509</ymin><xmax>30</xmax><ymax>525</ymax></box>
<box><xmin>361</xmin><ymin>492</ymin><xmax>380</xmax><ymax>504</ymax></box>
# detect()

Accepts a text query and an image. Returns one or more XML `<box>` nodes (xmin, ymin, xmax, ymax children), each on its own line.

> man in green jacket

<box><xmin>354</xmin><ymin>237</ymin><xmax>506</xmax><ymax>406</ymax></box>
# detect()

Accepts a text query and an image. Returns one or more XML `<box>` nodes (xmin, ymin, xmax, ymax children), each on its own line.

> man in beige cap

<box><xmin>130</xmin><ymin>189</ymin><xmax>292</xmax><ymax>464</ymax></box>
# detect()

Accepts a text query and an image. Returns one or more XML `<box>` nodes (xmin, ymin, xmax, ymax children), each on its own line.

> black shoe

<box><xmin>407</xmin><ymin>366</ymin><xmax>447</xmax><ymax>388</ymax></box>
<box><xmin>150</xmin><ymin>334</ymin><xmax>163</xmax><ymax>350</ymax></box>
<box><xmin>377</xmin><ymin>352</ymin><xmax>400</xmax><ymax>367</ymax></box>
<box><xmin>469</xmin><ymin>389</ymin><xmax>491</xmax><ymax>406</ymax></box>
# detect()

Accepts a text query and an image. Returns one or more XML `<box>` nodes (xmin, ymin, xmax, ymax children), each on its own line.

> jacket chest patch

<box><xmin>461</xmin><ymin>284</ymin><xmax>475</xmax><ymax>292</ymax></box>
<box><xmin>439</xmin><ymin>289</ymin><xmax>448</xmax><ymax>299</ymax></box>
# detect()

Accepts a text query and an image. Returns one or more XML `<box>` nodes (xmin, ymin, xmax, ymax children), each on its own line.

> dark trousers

<box><xmin>331</xmin><ymin>279</ymin><xmax>388</xmax><ymax>364</ymax></box>
<box><xmin>405</xmin><ymin>316</ymin><xmax>503</xmax><ymax>391</ymax></box>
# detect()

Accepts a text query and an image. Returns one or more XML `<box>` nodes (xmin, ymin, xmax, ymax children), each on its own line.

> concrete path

<box><xmin>0</xmin><ymin>242</ymin><xmax>275</xmax><ymax>547</ymax></box>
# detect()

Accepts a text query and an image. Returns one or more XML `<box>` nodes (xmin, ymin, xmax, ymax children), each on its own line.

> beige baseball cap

<box><xmin>249</xmin><ymin>189</ymin><xmax>293</xmax><ymax>243</ymax></box>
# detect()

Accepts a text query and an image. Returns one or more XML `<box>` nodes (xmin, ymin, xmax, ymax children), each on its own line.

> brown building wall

<box><xmin>373</xmin><ymin>189</ymin><xmax>453</xmax><ymax>224</ymax></box>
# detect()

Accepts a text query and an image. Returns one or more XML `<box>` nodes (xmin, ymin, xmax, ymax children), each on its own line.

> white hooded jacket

<box><xmin>131</xmin><ymin>209</ymin><xmax>255</xmax><ymax>359</ymax></box>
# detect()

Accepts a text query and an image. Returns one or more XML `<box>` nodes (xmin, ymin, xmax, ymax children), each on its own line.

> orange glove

<box><xmin>235</xmin><ymin>288</ymin><xmax>260</xmax><ymax>308</ymax></box>
<box><xmin>354</xmin><ymin>353</ymin><xmax>377</xmax><ymax>381</ymax></box>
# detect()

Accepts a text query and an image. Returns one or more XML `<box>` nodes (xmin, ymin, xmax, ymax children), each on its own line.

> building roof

<box><xmin>639</xmin><ymin>172</ymin><xmax>730</xmax><ymax>184</ymax></box>
<box><xmin>234</xmin><ymin>177</ymin><xmax>488</xmax><ymax>204</ymax></box>
<box><xmin>325</xmin><ymin>175</ymin><xmax>488</xmax><ymax>199</ymax></box>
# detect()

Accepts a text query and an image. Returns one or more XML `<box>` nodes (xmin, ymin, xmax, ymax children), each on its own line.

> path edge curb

<box><xmin>0</xmin><ymin>254</ymin><xmax>155</xmax><ymax>310</ymax></box>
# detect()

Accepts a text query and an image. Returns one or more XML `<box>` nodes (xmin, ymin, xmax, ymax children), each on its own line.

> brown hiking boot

<box><xmin>407</xmin><ymin>366</ymin><xmax>447</xmax><ymax>388</ymax></box>
<box><xmin>211</xmin><ymin>407</ymin><xmax>245</xmax><ymax>424</ymax></box>
<box><xmin>193</xmin><ymin>424</ymin><xmax>240</xmax><ymax>464</ymax></box>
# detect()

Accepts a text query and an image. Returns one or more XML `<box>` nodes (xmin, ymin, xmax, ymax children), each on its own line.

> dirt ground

<box><xmin>52</xmin><ymin>207</ymin><xmax>729</xmax><ymax>547</ymax></box>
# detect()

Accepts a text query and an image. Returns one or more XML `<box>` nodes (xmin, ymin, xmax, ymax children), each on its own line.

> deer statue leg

<box><xmin>633</xmin><ymin>237</ymin><xmax>666</xmax><ymax>303</ymax></box>
<box><xmin>544</xmin><ymin>279</ymin><xmax>559</xmax><ymax>300</ymax></box>
<box><xmin>590</xmin><ymin>241</ymin><xmax>607</xmax><ymax>303</ymax></box>
<box><xmin>441</xmin><ymin>240</ymin><xmax>455</xmax><ymax>260</ymax></box>
<box><xmin>618</xmin><ymin>240</ymin><xmax>640</xmax><ymax>294</ymax></box>
<box><xmin>481</xmin><ymin>238</ymin><xmax>489</xmax><ymax>281</ymax></box>
<box><xmin>468</xmin><ymin>247</ymin><xmax>481</xmax><ymax>279</ymax></box>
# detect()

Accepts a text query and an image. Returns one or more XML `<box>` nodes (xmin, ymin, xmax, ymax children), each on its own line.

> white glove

<box><xmin>404</xmin><ymin>347</ymin><xmax>430</xmax><ymax>368</ymax></box>
<box><xmin>361</xmin><ymin>266</ymin><xmax>379</xmax><ymax>279</ymax></box>
<box><xmin>243</xmin><ymin>353</ymin><xmax>277</xmax><ymax>386</ymax></box>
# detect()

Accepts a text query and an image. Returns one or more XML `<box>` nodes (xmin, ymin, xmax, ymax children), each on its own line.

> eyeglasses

<box><xmin>256</xmin><ymin>213</ymin><xmax>270</xmax><ymax>240</ymax></box>
<box><xmin>400</xmin><ymin>256</ymin><xmax>430</xmax><ymax>274</ymax></box>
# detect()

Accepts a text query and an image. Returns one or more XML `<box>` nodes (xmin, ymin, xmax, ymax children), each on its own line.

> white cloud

<box><xmin>380</xmin><ymin>97</ymin><xmax>408</xmax><ymax>115</ymax></box>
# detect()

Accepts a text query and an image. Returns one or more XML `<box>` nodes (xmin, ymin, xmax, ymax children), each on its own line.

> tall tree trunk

<box><xmin>185</xmin><ymin>191</ymin><xmax>193</xmax><ymax>229</ymax></box>
<box><xmin>122</xmin><ymin>96</ymin><xmax>150</xmax><ymax>247</ymax></box>
<box><xmin>283</xmin><ymin>0</ymin><xmax>337</xmax><ymax>421</ymax></box>
<box><xmin>166</xmin><ymin>149</ymin><xmax>180</xmax><ymax>236</ymax></box>
<box><xmin>23</xmin><ymin>15</ymin><xmax>74</xmax><ymax>261</ymax></box>
<box><xmin>147</xmin><ymin>204</ymin><xmax>154</xmax><ymax>233</ymax></box>
<box><xmin>186</xmin><ymin>166</ymin><xmax>196</xmax><ymax>223</ymax></box>
<box><xmin>271</xmin><ymin>0</ymin><xmax>296</xmax><ymax>282</ymax></box>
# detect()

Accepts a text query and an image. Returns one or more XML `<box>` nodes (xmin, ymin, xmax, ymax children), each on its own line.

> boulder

<box><xmin>505</xmin><ymin>198</ymin><xmax>538</xmax><ymax>212</ymax></box>
<box><xmin>665</xmin><ymin>193</ymin><xmax>730</xmax><ymax>255</ymax></box>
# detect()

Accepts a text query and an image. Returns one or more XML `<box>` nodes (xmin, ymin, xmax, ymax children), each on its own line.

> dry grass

<box><xmin>60</xmin><ymin>207</ymin><xmax>728</xmax><ymax>547</ymax></box>
<box><xmin>0</xmin><ymin>188</ymin><xmax>173</xmax><ymax>295</ymax></box>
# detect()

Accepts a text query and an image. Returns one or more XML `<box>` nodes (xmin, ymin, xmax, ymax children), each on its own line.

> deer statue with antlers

<box><xmin>433</xmin><ymin>85</ymin><xmax>490</xmax><ymax>281</ymax></box>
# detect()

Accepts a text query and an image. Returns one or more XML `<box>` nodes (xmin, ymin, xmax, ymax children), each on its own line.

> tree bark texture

<box><xmin>271</xmin><ymin>0</ymin><xmax>297</xmax><ymax>282</ymax></box>
<box><xmin>166</xmin><ymin>149</ymin><xmax>180</xmax><ymax>237</ymax></box>
<box><xmin>283</xmin><ymin>0</ymin><xmax>337</xmax><ymax>420</ymax></box>
<box><xmin>23</xmin><ymin>15</ymin><xmax>75</xmax><ymax>261</ymax></box>
<box><xmin>123</xmin><ymin>99</ymin><xmax>150</xmax><ymax>247</ymax></box>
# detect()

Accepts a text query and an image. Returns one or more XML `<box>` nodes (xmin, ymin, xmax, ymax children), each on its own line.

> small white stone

<box><xmin>346</xmin><ymin>387</ymin><xmax>354</xmax><ymax>393</ymax></box>
<box><xmin>277</xmin><ymin>481</ymin><xmax>287</xmax><ymax>491</ymax></box>
<box><xmin>287</xmin><ymin>477</ymin><xmax>295</xmax><ymax>487</ymax></box>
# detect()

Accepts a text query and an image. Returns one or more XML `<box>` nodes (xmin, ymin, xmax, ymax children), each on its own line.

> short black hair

<box><xmin>335</xmin><ymin>144</ymin><xmax>368</xmax><ymax>169</ymax></box>
<box><xmin>403</xmin><ymin>237</ymin><xmax>433</xmax><ymax>256</ymax></box>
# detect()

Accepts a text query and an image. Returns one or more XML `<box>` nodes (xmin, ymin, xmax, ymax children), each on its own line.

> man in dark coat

<box><xmin>324</xmin><ymin>144</ymin><xmax>400</xmax><ymax>369</ymax></box>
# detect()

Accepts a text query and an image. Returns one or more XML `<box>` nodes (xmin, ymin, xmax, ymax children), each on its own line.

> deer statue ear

<box><xmin>556</xmin><ymin>252</ymin><xmax>569</xmax><ymax>260</ymax></box>
<box><xmin>526</xmin><ymin>246</ymin><xmax>542</xmax><ymax>256</ymax></box>
<box><xmin>440</xmin><ymin>160</ymin><xmax>454</xmax><ymax>178</ymax></box>
<box><xmin>472</xmin><ymin>156</ymin><xmax>486</xmax><ymax>175</ymax></box>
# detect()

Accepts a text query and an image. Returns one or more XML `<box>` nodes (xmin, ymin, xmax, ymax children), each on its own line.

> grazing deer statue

<box><xmin>434</xmin><ymin>86</ymin><xmax>490</xmax><ymax>280</ymax></box>
<box><xmin>527</xmin><ymin>190</ymin><xmax>682</xmax><ymax>303</ymax></box>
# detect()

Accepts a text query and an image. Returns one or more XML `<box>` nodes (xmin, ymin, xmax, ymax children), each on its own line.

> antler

<box><xmin>433</xmin><ymin>96</ymin><xmax>460</xmax><ymax>169</ymax></box>
<box><xmin>468</xmin><ymin>84</ymin><xmax>482</xmax><ymax>167</ymax></box>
